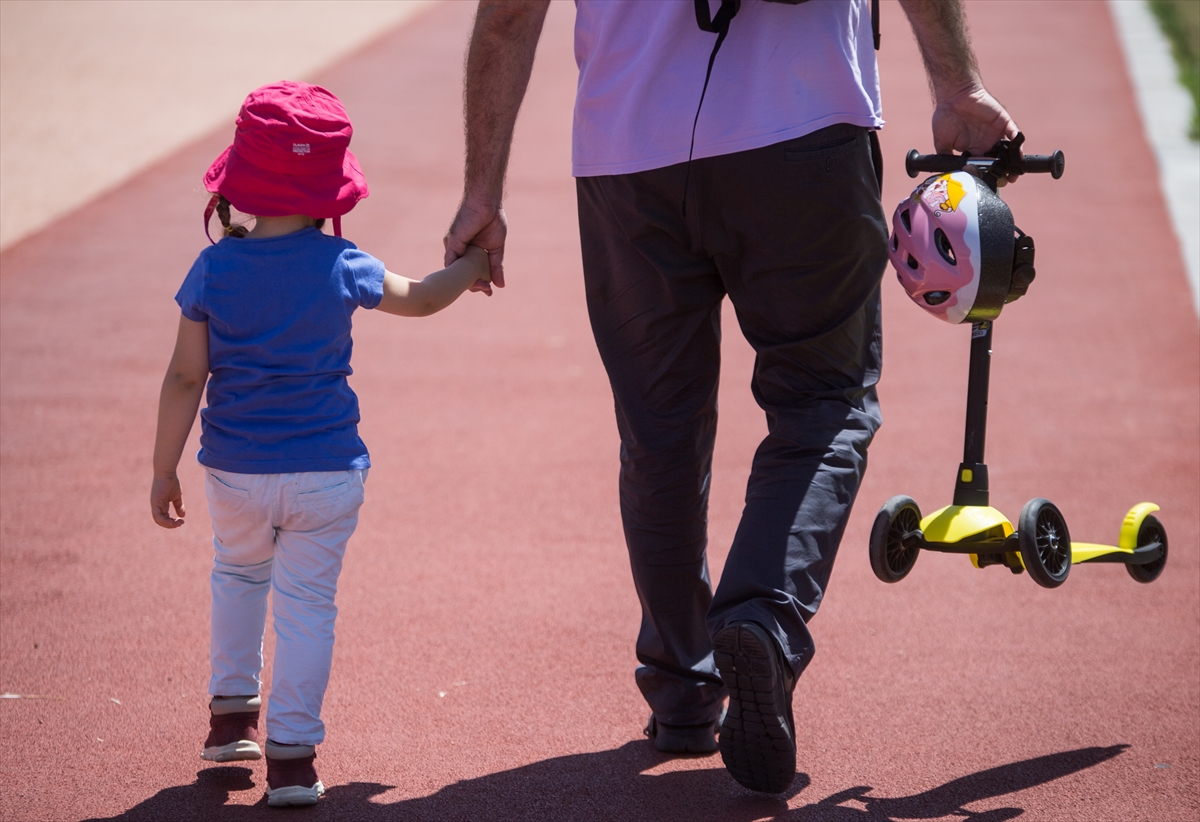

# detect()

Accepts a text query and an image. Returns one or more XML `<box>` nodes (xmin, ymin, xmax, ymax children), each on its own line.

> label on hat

<box><xmin>292</xmin><ymin>143</ymin><xmax>311</xmax><ymax>156</ymax></box>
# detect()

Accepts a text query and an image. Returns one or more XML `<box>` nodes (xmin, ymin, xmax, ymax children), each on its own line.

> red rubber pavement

<box><xmin>1</xmin><ymin>2</ymin><xmax>1196</xmax><ymax>820</ymax></box>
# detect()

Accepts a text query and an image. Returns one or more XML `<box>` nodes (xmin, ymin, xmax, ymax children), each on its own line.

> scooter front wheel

<box><xmin>1126</xmin><ymin>514</ymin><xmax>1168</xmax><ymax>583</ymax></box>
<box><xmin>869</xmin><ymin>495</ymin><xmax>922</xmax><ymax>583</ymax></box>
<box><xmin>1018</xmin><ymin>499</ymin><xmax>1071</xmax><ymax>588</ymax></box>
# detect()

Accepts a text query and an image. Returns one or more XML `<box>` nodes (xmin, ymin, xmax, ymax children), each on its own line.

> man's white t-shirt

<box><xmin>572</xmin><ymin>0</ymin><xmax>883</xmax><ymax>178</ymax></box>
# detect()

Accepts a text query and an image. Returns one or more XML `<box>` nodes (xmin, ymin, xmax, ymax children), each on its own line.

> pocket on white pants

<box><xmin>204</xmin><ymin>469</ymin><xmax>272</xmax><ymax>557</ymax></box>
<box><xmin>288</xmin><ymin>472</ymin><xmax>364</xmax><ymax>532</ymax></box>
<box><xmin>205</xmin><ymin>469</ymin><xmax>254</xmax><ymax>521</ymax></box>
<box><xmin>207</xmin><ymin>470</ymin><xmax>252</xmax><ymax>500</ymax></box>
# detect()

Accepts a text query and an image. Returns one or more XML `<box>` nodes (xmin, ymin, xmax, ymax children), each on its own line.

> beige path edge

<box><xmin>1108</xmin><ymin>0</ymin><xmax>1200</xmax><ymax>316</ymax></box>
<box><xmin>0</xmin><ymin>0</ymin><xmax>436</xmax><ymax>250</ymax></box>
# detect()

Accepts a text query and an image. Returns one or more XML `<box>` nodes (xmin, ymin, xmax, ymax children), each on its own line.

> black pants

<box><xmin>577</xmin><ymin>123</ymin><xmax>888</xmax><ymax>726</ymax></box>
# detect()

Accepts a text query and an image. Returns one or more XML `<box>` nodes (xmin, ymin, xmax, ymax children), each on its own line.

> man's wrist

<box><xmin>931</xmin><ymin>74</ymin><xmax>985</xmax><ymax>106</ymax></box>
<box><xmin>460</xmin><ymin>189</ymin><xmax>503</xmax><ymax>213</ymax></box>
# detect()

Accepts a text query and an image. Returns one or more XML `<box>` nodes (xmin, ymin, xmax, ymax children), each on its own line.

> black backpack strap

<box><xmin>694</xmin><ymin>0</ymin><xmax>740</xmax><ymax>33</ymax></box>
<box><xmin>684</xmin><ymin>1</ymin><xmax>740</xmax><ymax>214</ymax></box>
<box><xmin>701</xmin><ymin>0</ymin><xmax>876</xmax><ymax>48</ymax></box>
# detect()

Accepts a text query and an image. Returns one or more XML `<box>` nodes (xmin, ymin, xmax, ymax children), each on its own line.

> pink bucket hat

<box><xmin>203</xmin><ymin>81</ymin><xmax>368</xmax><ymax>239</ymax></box>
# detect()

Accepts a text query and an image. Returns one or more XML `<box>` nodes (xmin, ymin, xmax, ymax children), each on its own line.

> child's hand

<box><xmin>464</xmin><ymin>245</ymin><xmax>493</xmax><ymax>297</ymax></box>
<box><xmin>151</xmin><ymin>474</ymin><xmax>186</xmax><ymax>528</ymax></box>
<box><xmin>377</xmin><ymin>245</ymin><xmax>496</xmax><ymax>317</ymax></box>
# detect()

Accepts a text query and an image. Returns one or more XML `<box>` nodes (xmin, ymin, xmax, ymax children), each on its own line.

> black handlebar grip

<box><xmin>905</xmin><ymin>149</ymin><xmax>965</xmax><ymax>178</ymax></box>
<box><xmin>1021</xmin><ymin>150</ymin><xmax>1065</xmax><ymax>179</ymax></box>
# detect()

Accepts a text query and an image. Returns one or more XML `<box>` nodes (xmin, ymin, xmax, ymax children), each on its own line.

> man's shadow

<box><xmin>82</xmin><ymin>742</ymin><xmax>1127</xmax><ymax>822</ymax></box>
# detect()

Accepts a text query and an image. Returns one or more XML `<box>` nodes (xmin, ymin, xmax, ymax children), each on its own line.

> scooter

<box><xmin>869</xmin><ymin>136</ymin><xmax>1168</xmax><ymax>589</ymax></box>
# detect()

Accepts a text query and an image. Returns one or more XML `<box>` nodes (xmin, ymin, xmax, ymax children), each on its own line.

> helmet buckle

<box><xmin>1006</xmin><ymin>233</ymin><xmax>1037</xmax><ymax>303</ymax></box>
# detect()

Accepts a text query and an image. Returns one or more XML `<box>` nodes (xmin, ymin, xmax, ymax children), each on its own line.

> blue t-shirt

<box><xmin>175</xmin><ymin>228</ymin><xmax>385</xmax><ymax>473</ymax></box>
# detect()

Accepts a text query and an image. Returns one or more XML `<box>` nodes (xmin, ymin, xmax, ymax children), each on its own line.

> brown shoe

<box><xmin>265</xmin><ymin>741</ymin><xmax>325</xmax><ymax>807</ymax></box>
<box><xmin>202</xmin><ymin>696</ymin><xmax>262</xmax><ymax>762</ymax></box>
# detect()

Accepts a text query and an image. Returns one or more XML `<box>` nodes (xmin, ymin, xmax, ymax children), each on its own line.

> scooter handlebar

<box><xmin>905</xmin><ymin>149</ymin><xmax>964</xmax><ymax>177</ymax></box>
<box><xmin>905</xmin><ymin>147</ymin><xmax>1065</xmax><ymax>180</ymax></box>
<box><xmin>1021</xmin><ymin>151</ymin><xmax>1066</xmax><ymax>178</ymax></box>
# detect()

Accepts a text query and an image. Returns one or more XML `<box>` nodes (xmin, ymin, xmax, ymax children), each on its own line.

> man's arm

<box><xmin>444</xmin><ymin>0</ymin><xmax>551</xmax><ymax>289</ymax></box>
<box><xmin>898</xmin><ymin>0</ymin><xmax>1019</xmax><ymax>156</ymax></box>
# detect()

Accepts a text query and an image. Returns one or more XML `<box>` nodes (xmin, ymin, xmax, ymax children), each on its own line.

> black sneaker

<box><xmin>644</xmin><ymin>709</ymin><xmax>723</xmax><ymax>754</ymax></box>
<box><xmin>712</xmin><ymin>621</ymin><xmax>796</xmax><ymax>793</ymax></box>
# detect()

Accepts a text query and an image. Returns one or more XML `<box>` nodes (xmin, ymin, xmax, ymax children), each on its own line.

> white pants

<box><xmin>205</xmin><ymin>467</ymin><xmax>366</xmax><ymax>746</ymax></box>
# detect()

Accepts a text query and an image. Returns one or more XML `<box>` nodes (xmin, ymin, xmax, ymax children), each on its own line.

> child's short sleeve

<box><xmin>339</xmin><ymin>248</ymin><xmax>386</xmax><ymax>310</ymax></box>
<box><xmin>174</xmin><ymin>255</ymin><xmax>208</xmax><ymax>322</ymax></box>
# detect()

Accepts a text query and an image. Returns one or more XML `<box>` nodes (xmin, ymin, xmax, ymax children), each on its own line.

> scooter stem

<box><xmin>954</xmin><ymin>320</ymin><xmax>992</xmax><ymax>506</ymax></box>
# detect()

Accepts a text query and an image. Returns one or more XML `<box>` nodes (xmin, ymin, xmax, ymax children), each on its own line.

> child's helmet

<box><xmin>203</xmin><ymin>81</ymin><xmax>368</xmax><ymax>236</ymax></box>
<box><xmin>888</xmin><ymin>171</ymin><xmax>1017</xmax><ymax>324</ymax></box>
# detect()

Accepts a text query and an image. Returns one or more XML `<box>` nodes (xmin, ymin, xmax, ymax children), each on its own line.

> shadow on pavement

<box><xmin>82</xmin><ymin>741</ymin><xmax>1127</xmax><ymax>822</ymax></box>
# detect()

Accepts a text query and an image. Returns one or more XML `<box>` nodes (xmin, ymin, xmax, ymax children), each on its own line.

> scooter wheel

<box><xmin>1018</xmin><ymin>499</ymin><xmax>1071</xmax><ymax>588</ymax></box>
<box><xmin>1126</xmin><ymin>515</ymin><xmax>1168</xmax><ymax>583</ymax></box>
<box><xmin>869</xmin><ymin>496</ymin><xmax>922</xmax><ymax>583</ymax></box>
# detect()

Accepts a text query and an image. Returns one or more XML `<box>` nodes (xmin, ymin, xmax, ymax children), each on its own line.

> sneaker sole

<box><xmin>713</xmin><ymin>622</ymin><xmax>796</xmax><ymax>793</ymax></box>
<box><xmin>202</xmin><ymin>740</ymin><xmax>263</xmax><ymax>762</ymax></box>
<box><xmin>266</xmin><ymin>781</ymin><xmax>325</xmax><ymax>807</ymax></box>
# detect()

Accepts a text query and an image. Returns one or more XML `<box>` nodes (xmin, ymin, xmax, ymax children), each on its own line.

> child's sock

<box><xmin>265</xmin><ymin>739</ymin><xmax>315</xmax><ymax>759</ymax></box>
<box><xmin>210</xmin><ymin>694</ymin><xmax>261</xmax><ymax>715</ymax></box>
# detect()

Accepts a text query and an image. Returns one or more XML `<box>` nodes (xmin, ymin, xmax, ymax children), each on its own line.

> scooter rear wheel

<box><xmin>1018</xmin><ymin>499</ymin><xmax>1071</xmax><ymax>588</ymax></box>
<box><xmin>1126</xmin><ymin>514</ymin><xmax>1168</xmax><ymax>583</ymax></box>
<box><xmin>869</xmin><ymin>496</ymin><xmax>922</xmax><ymax>583</ymax></box>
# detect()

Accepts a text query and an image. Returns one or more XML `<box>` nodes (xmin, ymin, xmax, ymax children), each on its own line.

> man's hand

<box><xmin>151</xmin><ymin>473</ymin><xmax>186</xmax><ymax>528</ymax></box>
<box><xmin>444</xmin><ymin>198</ymin><xmax>507</xmax><ymax>293</ymax></box>
<box><xmin>932</xmin><ymin>84</ymin><xmax>1019</xmax><ymax>156</ymax></box>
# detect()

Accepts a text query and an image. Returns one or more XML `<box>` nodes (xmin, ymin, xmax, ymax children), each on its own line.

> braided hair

<box><xmin>213</xmin><ymin>195</ymin><xmax>327</xmax><ymax>237</ymax></box>
<box><xmin>215</xmin><ymin>195</ymin><xmax>249</xmax><ymax>238</ymax></box>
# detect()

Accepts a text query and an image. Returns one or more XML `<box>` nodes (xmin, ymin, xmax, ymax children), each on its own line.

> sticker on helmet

<box><xmin>918</xmin><ymin>175</ymin><xmax>966</xmax><ymax>216</ymax></box>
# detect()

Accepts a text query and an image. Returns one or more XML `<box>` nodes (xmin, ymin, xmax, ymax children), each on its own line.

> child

<box><xmin>150</xmin><ymin>81</ymin><xmax>489</xmax><ymax>808</ymax></box>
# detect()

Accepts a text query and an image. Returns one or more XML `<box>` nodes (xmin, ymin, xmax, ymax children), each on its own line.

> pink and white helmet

<box><xmin>888</xmin><ymin>171</ymin><xmax>1017</xmax><ymax>324</ymax></box>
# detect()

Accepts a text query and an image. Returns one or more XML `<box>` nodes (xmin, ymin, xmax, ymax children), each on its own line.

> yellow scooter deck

<box><xmin>918</xmin><ymin>502</ymin><xmax>1160</xmax><ymax>569</ymax></box>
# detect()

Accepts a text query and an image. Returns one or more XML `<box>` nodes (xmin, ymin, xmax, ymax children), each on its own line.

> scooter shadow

<box><xmin>82</xmin><ymin>742</ymin><xmax>1127</xmax><ymax>822</ymax></box>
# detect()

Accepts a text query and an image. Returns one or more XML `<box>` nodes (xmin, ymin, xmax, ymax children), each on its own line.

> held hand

<box><xmin>461</xmin><ymin>245</ymin><xmax>492</xmax><ymax>289</ymax></box>
<box><xmin>444</xmin><ymin>200</ymin><xmax>507</xmax><ymax>295</ymax></box>
<box><xmin>151</xmin><ymin>474</ymin><xmax>186</xmax><ymax>528</ymax></box>
<box><xmin>932</xmin><ymin>84</ymin><xmax>1019</xmax><ymax>157</ymax></box>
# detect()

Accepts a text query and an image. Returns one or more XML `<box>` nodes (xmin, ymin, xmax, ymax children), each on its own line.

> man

<box><xmin>445</xmin><ymin>0</ymin><xmax>1018</xmax><ymax>794</ymax></box>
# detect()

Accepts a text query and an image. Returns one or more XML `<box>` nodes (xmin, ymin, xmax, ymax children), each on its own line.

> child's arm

<box><xmin>151</xmin><ymin>315</ymin><xmax>209</xmax><ymax>529</ymax></box>
<box><xmin>376</xmin><ymin>245</ymin><xmax>491</xmax><ymax>317</ymax></box>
